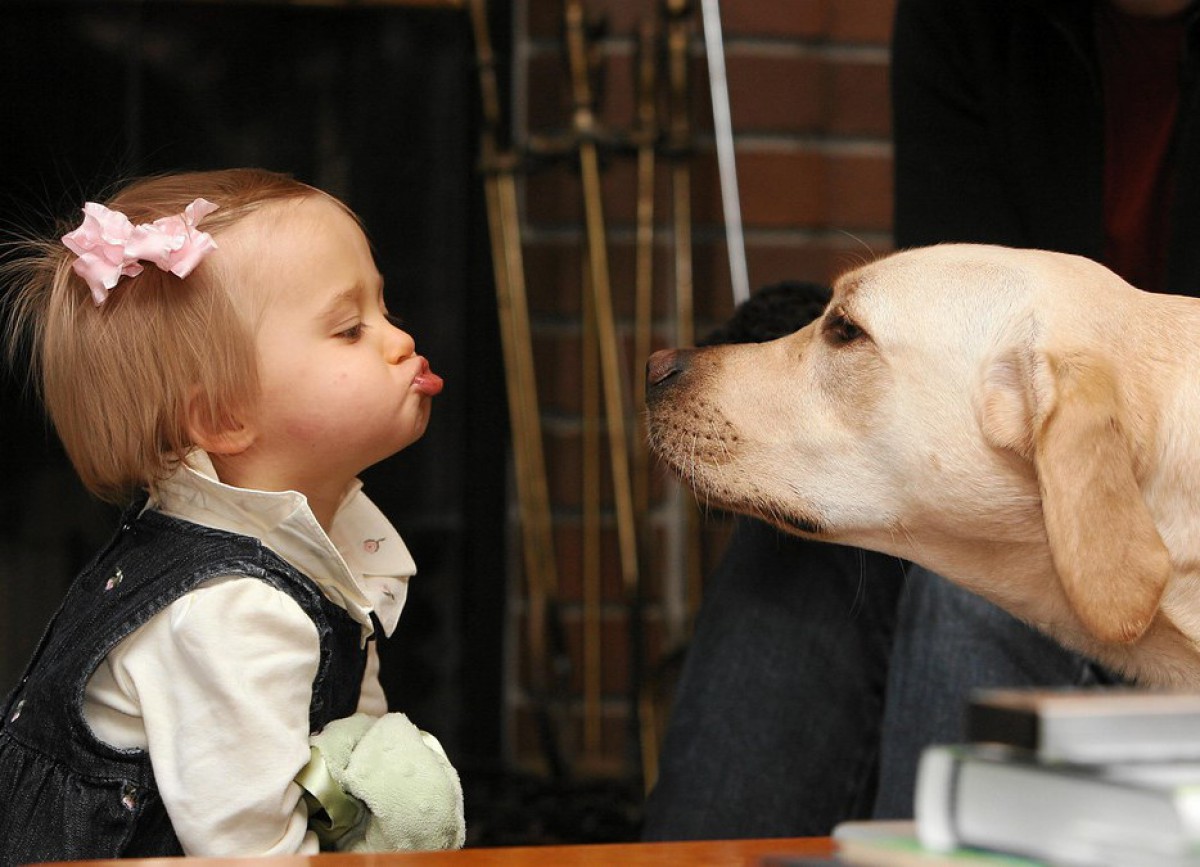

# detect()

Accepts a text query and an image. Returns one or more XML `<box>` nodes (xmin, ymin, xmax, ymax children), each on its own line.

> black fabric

<box><xmin>891</xmin><ymin>0</ymin><xmax>1200</xmax><ymax>294</ymax></box>
<box><xmin>699</xmin><ymin>281</ymin><xmax>832</xmax><ymax>346</ymax></box>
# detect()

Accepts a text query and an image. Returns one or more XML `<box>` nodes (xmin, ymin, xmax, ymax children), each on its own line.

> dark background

<box><xmin>0</xmin><ymin>0</ymin><xmax>517</xmax><ymax>834</ymax></box>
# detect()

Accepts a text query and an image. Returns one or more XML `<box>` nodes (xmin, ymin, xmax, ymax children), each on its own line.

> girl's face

<box><xmin>218</xmin><ymin>195</ymin><xmax>441</xmax><ymax>512</ymax></box>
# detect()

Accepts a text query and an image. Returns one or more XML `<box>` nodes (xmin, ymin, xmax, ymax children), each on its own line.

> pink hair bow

<box><xmin>61</xmin><ymin>198</ymin><xmax>220</xmax><ymax>305</ymax></box>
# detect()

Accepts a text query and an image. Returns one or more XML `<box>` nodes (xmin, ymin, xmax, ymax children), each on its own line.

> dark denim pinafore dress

<box><xmin>0</xmin><ymin>502</ymin><xmax>367</xmax><ymax>865</ymax></box>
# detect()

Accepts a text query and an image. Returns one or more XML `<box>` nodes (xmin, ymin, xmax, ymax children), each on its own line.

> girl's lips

<box><xmin>412</xmin><ymin>357</ymin><xmax>444</xmax><ymax>397</ymax></box>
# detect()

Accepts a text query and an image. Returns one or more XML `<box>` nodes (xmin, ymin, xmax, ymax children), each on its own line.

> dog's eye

<box><xmin>823</xmin><ymin>307</ymin><xmax>865</xmax><ymax>345</ymax></box>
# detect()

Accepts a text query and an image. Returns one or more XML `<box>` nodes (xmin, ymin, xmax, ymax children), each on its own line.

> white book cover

<box><xmin>916</xmin><ymin>744</ymin><xmax>1200</xmax><ymax>866</ymax></box>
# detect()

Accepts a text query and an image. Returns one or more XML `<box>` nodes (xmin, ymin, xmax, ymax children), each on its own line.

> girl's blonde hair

<box><xmin>3</xmin><ymin>168</ymin><xmax>341</xmax><ymax>504</ymax></box>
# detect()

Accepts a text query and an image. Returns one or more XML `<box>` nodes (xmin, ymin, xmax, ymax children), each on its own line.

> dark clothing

<box><xmin>644</xmin><ymin>0</ymin><xmax>1200</xmax><ymax>840</ymax></box>
<box><xmin>0</xmin><ymin>503</ymin><xmax>366</xmax><ymax>865</ymax></box>
<box><xmin>642</xmin><ymin>529</ymin><xmax>1118</xmax><ymax>839</ymax></box>
<box><xmin>892</xmin><ymin>0</ymin><xmax>1200</xmax><ymax>293</ymax></box>
<box><xmin>1095</xmin><ymin>6</ymin><xmax>1186</xmax><ymax>290</ymax></box>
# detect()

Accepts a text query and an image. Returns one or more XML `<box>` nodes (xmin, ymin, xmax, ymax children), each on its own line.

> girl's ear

<box><xmin>185</xmin><ymin>390</ymin><xmax>256</xmax><ymax>456</ymax></box>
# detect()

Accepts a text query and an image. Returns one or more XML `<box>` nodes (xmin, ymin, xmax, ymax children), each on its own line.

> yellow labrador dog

<box><xmin>646</xmin><ymin>243</ymin><xmax>1200</xmax><ymax>687</ymax></box>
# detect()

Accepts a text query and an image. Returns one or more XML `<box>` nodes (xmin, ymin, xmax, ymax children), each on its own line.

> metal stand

<box><xmin>469</xmin><ymin>0</ymin><xmax>748</xmax><ymax>791</ymax></box>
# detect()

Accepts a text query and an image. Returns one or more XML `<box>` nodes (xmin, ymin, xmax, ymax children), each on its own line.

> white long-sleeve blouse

<box><xmin>81</xmin><ymin>452</ymin><xmax>415</xmax><ymax>856</ymax></box>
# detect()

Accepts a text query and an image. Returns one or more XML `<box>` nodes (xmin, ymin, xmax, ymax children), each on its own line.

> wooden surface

<box><xmin>34</xmin><ymin>838</ymin><xmax>835</xmax><ymax>867</ymax></box>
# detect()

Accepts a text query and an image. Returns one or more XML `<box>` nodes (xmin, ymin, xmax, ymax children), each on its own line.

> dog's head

<box><xmin>647</xmin><ymin>243</ymin><xmax>1178</xmax><ymax>653</ymax></box>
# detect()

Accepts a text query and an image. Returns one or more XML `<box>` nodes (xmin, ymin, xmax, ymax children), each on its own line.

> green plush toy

<box><xmin>297</xmin><ymin>712</ymin><xmax>465</xmax><ymax>852</ymax></box>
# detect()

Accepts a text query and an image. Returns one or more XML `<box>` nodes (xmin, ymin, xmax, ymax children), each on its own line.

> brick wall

<box><xmin>507</xmin><ymin>0</ymin><xmax>897</xmax><ymax>779</ymax></box>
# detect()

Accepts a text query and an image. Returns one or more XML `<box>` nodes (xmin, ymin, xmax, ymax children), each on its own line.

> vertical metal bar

<box><xmin>662</xmin><ymin>0</ymin><xmax>703</xmax><ymax>647</ymax></box>
<box><xmin>632</xmin><ymin>18</ymin><xmax>661</xmax><ymax>792</ymax></box>
<box><xmin>631</xmin><ymin>19</ymin><xmax>658</xmax><ymax>537</ymax></box>
<box><xmin>564</xmin><ymin>0</ymin><xmax>644</xmax><ymax>779</ymax></box>
<box><xmin>666</xmin><ymin>0</ymin><xmax>695</xmax><ymax>354</ymax></box>
<box><xmin>699</xmin><ymin>0</ymin><xmax>750</xmax><ymax>306</ymax></box>
<box><xmin>582</xmin><ymin>261</ymin><xmax>603</xmax><ymax>758</ymax></box>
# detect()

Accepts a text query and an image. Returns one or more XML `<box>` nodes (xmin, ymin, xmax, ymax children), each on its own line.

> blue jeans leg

<box><xmin>641</xmin><ymin>517</ymin><xmax>905</xmax><ymax>840</ymax></box>
<box><xmin>871</xmin><ymin>565</ymin><xmax>1122</xmax><ymax>819</ymax></box>
<box><xmin>642</xmin><ymin>522</ymin><xmax>1127</xmax><ymax>837</ymax></box>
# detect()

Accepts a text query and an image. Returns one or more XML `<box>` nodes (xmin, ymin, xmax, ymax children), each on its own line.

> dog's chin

<box><xmin>765</xmin><ymin>510</ymin><xmax>829</xmax><ymax>538</ymax></box>
<box><xmin>658</xmin><ymin>455</ymin><xmax>830</xmax><ymax>538</ymax></box>
<box><xmin>730</xmin><ymin>502</ymin><xmax>829</xmax><ymax>538</ymax></box>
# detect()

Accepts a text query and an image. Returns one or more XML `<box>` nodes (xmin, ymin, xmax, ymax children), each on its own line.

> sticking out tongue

<box><xmin>413</xmin><ymin>359</ymin><xmax>444</xmax><ymax>397</ymax></box>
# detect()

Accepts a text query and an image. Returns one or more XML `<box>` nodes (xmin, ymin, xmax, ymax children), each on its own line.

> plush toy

<box><xmin>297</xmin><ymin>712</ymin><xmax>465</xmax><ymax>852</ymax></box>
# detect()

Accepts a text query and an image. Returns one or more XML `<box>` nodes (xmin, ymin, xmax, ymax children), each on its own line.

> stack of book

<box><xmin>832</xmin><ymin>688</ymin><xmax>1200</xmax><ymax>866</ymax></box>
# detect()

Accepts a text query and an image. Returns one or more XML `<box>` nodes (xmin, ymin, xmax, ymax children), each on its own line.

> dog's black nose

<box><xmin>646</xmin><ymin>348</ymin><xmax>692</xmax><ymax>389</ymax></box>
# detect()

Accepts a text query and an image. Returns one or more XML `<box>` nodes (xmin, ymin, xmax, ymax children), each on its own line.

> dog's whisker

<box><xmin>848</xmin><ymin>548</ymin><xmax>868</xmax><ymax>618</ymax></box>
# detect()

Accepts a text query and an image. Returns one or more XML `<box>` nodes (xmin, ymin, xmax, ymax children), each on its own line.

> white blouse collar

<box><xmin>148</xmin><ymin>451</ymin><xmax>414</xmax><ymax>642</ymax></box>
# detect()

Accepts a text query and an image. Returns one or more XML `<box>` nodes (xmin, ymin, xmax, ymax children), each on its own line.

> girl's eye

<box><xmin>338</xmin><ymin>323</ymin><xmax>365</xmax><ymax>341</ymax></box>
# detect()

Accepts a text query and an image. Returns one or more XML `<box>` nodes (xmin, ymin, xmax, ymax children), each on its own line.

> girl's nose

<box><xmin>385</xmin><ymin>319</ymin><xmax>416</xmax><ymax>363</ymax></box>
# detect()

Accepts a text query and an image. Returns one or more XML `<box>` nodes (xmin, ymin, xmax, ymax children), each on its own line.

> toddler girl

<box><xmin>0</xmin><ymin>168</ymin><xmax>456</xmax><ymax>860</ymax></box>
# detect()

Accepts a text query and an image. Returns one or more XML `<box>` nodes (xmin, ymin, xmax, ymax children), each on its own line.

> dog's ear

<box><xmin>1033</xmin><ymin>352</ymin><xmax>1169</xmax><ymax>645</ymax></box>
<box><xmin>980</xmin><ymin>348</ymin><xmax>1037</xmax><ymax>459</ymax></box>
